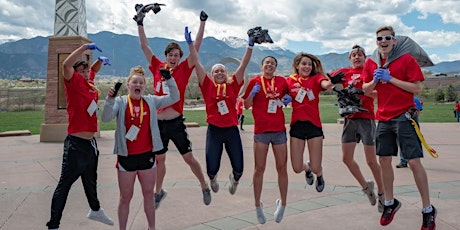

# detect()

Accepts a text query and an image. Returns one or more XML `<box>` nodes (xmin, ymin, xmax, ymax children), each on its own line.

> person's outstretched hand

<box><xmin>327</xmin><ymin>72</ymin><xmax>345</xmax><ymax>84</ymax></box>
<box><xmin>184</xmin><ymin>26</ymin><xmax>193</xmax><ymax>44</ymax></box>
<box><xmin>249</xmin><ymin>83</ymin><xmax>260</xmax><ymax>97</ymax></box>
<box><xmin>200</xmin><ymin>11</ymin><xmax>208</xmax><ymax>21</ymax></box>
<box><xmin>87</xmin><ymin>43</ymin><xmax>102</xmax><ymax>52</ymax></box>
<box><xmin>282</xmin><ymin>94</ymin><xmax>292</xmax><ymax>106</ymax></box>
<box><xmin>98</xmin><ymin>56</ymin><xmax>111</xmax><ymax>66</ymax></box>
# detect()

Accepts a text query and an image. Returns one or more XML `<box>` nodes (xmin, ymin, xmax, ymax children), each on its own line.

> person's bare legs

<box><xmin>182</xmin><ymin>152</ymin><xmax>209</xmax><ymax>189</ymax></box>
<box><xmin>117</xmin><ymin>171</ymin><xmax>137</xmax><ymax>230</ymax></box>
<box><xmin>253</xmin><ymin>141</ymin><xmax>269</xmax><ymax>207</ymax></box>
<box><xmin>272</xmin><ymin>143</ymin><xmax>288</xmax><ymax>206</ymax></box>
<box><xmin>379</xmin><ymin>156</ymin><xmax>394</xmax><ymax>201</ymax></box>
<box><xmin>155</xmin><ymin>154</ymin><xmax>166</xmax><ymax>194</ymax></box>
<box><xmin>290</xmin><ymin>137</ymin><xmax>307</xmax><ymax>173</ymax></box>
<box><xmin>363</xmin><ymin>145</ymin><xmax>384</xmax><ymax>194</ymax></box>
<box><xmin>307</xmin><ymin>136</ymin><xmax>323</xmax><ymax>176</ymax></box>
<box><xmin>407</xmin><ymin>158</ymin><xmax>431</xmax><ymax>207</ymax></box>
<box><xmin>138</xmin><ymin>167</ymin><xmax>156</xmax><ymax>230</ymax></box>
<box><xmin>342</xmin><ymin>142</ymin><xmax>368</xmax><ymax>188</ymax></box>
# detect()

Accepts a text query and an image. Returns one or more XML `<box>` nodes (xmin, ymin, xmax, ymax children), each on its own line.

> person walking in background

<box><xmin>455</xmin><ymin>100</ymin><xmax>460</xmax><ymax>122</ymax></box>
<box><xmin>362</xmin><ymin>25</ymin><xmax>437</xmax><ymax>230</ymax></box>
<box><xmin>286</xmin><ymin>52</ymin><xmax>334</xmax><ymax>194</ymax></box>
<box><xmin>134</xmin><ymin>7</ymin><xmax>211</xmax><ymax>207</ymax></box>
<box><xmin>186</xmin><ymin>28</ymin><xmax>254</xmax><ymax>196</ymax></box>
<box><xmin>236</xmin><ymin>96</ymin><xmax>245</xmax><ymax>131</ymax></box>
<box><xmin>46</xmin><ymin>43</ymin><xmax>113</xmax><ymax>230</ymax></box>
<box><xmin>101</xmin><ymin>66</ymin><xmax>179</xmax><ymax>230</ymax></box>
<box><xmin>242</xmin><ymin>56</ymin><xmax>290</xmax><ymax>224</ymax></box>
<box><xmin>330</xmin><ymin>45</ymin><xmax>385</xmax><ymax>212</ymax></box>
<box><xmin>396</xmin><ymin>96</ymin><xmax>423</xmax><ymax>168</ymax></box>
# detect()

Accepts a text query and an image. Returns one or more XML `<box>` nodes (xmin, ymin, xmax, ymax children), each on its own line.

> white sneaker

<box><xmin>363</xmin><ymin>180</ymin><xmax>376</xmax><ymax>206</ymax></box>
<box><xmin>87</xmin><ymin>208</ymin><xmax>114</xmax><ymax>226</ymax></box>
<box><xmin>273</xmin><ymin>199</ymin><xmax>285</xmax><ymax>223</ymax></box>
<box><xmin>210</xmin><ymin>176</ymin><xmax>219</xmax><ymax>193</ymax></box>
<box><xmin>256</xmin><ymin>202</ymin><xmax>266</xmax><ymax>224</ymax></box>
<box><xmin>228</xmin><ymin>173</ymin><xmax>239</xmax><ymax>195</ymax></box>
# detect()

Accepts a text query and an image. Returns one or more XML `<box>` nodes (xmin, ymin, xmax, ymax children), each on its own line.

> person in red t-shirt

<box><xmin>187</xmin><ymin>29</ymin><xmax>254</xmax><ymax>196</ymax></box>
<box><xmin>455</xmin><ymin>101</ymin><xmax>460</xmax><ymax>122</ymax></box>
<box><xmin>135</xmin><ymin>9</ymin><xmax>211</xmax><ymax>207</ymax></box>
<box><xmin>242</xmin><ymin>56</ymin><xmax>290</xmax><ymax>224</ymax></box>
<box><xmin>362</xmin><ymin>25</ymin><xmax>436</xmax><ymax>229</ymax></box>
<box><xmin>330</xmin><ymin>45</ymin><xmax>384</xmax><ymax>212</ymax></box>
<box><xmin>286</xmin><ymin>52</ymin><xmax>333</xmax><ymax>194</ymax></box>
<box><xmin>46</xmin><ymin>43</ymin><xmax>113</xmax><ymax>230</ymax></box>
<box><xmin>102</xmin><ymin>66</ymin><xmax>179</xmax><ymax>230</ymax></box>
<box><xmin>236</xmin><ymin>96</ymin><xmax>245</xmax><ymax>130</ymax></box>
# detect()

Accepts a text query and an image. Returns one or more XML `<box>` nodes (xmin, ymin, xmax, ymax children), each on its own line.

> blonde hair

<box><xmin>376</xmin><ymin>25</ymin><xmax>395</xmax><ymax>36</ymax></box>
<box><xmin>211</xmin><ymin>63</ymin><xmax>233</xmax><ymax>83</ymax></box>
<box><xmin>127</xmin><ymin>66</ymin><xmax>146</xmax><ymax>82</ymax></box>
<box><xmin>292</xmin><ymin>52</ymin><xmax>325</xmax><ymax>76</ymax></box>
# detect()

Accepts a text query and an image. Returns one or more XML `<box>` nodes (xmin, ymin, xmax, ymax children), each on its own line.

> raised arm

<box><xmin>234</xmin><ymin>36</ymin><xmax>254</xmax><ymax>85</ymax></box>
<box><xmin>186</xmin><ymin>11</ymin><xmax>207</xmax><ymax>68</ymax></box>
<box><xmin>185</xmin><ymin>27</ymin><xmax>206</xmax><ymax>85</ymax></box>
<box><xmin>62</xmin><ymin>43</ymin><xmax>102</xmax><ymax>81</ymax></box>
<box><xmin>90</xmin><ymin>56</ymin><xmax>111</xmax><ymax>74</ymax></box>
<box><xmin>138</xmin><ymin>25</ymin><xmax>154</xmax><ymax>63</ymax></box>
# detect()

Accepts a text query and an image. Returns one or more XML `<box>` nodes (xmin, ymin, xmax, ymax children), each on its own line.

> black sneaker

<box><xmin>154</xmin><ymin>189</ymin><xmax>167</xmax><ymax>210</ymax></box>
<box><xmin>421</xmin><ymin>205</ymin><xmax>437</xmax><ymax>230</ymax></box>
<box><xmin>315</xmin><ymin>175</ymin><xmax>324</xmax><ymax>192</ymax></box>
<box><xmin>305</xmin><ymin>169</ymin><xmax>314</xmax><ymax>185</ymax></box>
<box><xmin>380</xmin><ymin>198</ymin><xmax>401</xmax><ymax>226</ymax></box>
<box><xmin>396</xmin><ymin>163</ymin><xmax>408</xmax><ymax>168</ymax></box>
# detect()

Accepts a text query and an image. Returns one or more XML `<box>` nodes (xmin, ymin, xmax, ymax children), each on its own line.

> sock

<box><xmin>384</xmin><ymin>199</ymin><xmax>394</xmax><ymax>206</ymax></box>
<box><xmin>422</xmin><ymin>205</ymin><xmax>433</xmax><ymax>213</ymax></box>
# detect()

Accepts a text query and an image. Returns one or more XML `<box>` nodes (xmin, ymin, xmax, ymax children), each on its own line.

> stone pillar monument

<box><xmin>40</xmin><ymin>0</ymin><xmax>95</xmax><ymax>142</ymax></box>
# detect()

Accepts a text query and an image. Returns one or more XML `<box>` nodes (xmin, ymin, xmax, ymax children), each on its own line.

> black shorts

<box><xmin>154</xmin><ymin>115</ymin><xmax>192</xmax><ymax>155</ymax></box>
<box><xmin>289</xmin><ymin>120</ymin><xmax>324</xmax><ymax>140</ymax></box>
<box><xmin>117</xmin><ymin>151</ymin><xmax>156</xmax><ymax>172</ymax></box>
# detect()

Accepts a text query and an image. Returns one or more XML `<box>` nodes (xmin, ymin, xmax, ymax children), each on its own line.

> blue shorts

<box><xmin>289</xmin><ymin>120</ymin><xmax>324</xmax><ymax>140</ymax></box>
<box><xmin>254</xmin><ymin>131</ymin><xmax>287</xmax><ymax>145</ymax></box>
<box><xmin>376</xmin><ymin>113</ymin><xmax>423</xmax><ymax>159</ymax></box>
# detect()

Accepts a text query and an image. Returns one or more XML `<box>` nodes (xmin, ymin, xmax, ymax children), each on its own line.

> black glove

<box><xmin>327</xmin><ymin>72</ymin><xmax>346</xmax><ymax>84</ymax></box>
<box><xmin>160</xmin><ymin>68</ymin><xmax>172</xmax><ymax>80</ymax></box>
<box><xmin>200</xmin><ymin>11</ymin><xmax>208</xmax><ymax>21</ymax></box>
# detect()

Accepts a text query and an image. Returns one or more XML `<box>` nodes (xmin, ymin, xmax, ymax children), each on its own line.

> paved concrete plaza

<box><xmin>0</xmin><ymin>123</ymin><xmax>459</xmax><ymax>230</ymax></box>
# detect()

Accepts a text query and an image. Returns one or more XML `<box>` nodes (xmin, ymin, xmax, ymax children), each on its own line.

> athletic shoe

<box><xmin>210</xmin><ymin>176</ymin><xmax>219</xmax><ymax>193</ymax></box>
<box><xmin>362</xmin><ymin>180</ymin><xmax>377</xmax><ymax>206</ymax></box>
<box><xmin>380</xmin><ymin>199</ymin><xmax>401</xmax><ymax>226</ymax></box>
<box><xmin>154</xmin><ymin>189</ymin><xmax>167</xmax><ymax>210</ymax></box>
<box><xmin>305</xmin><ymin>162</ymin><xmax>314</xmax><ymax>185</ymax></box>
<box><xmin>396</xmin><ymin>163</ymin><xmax>408</xmax><ymax>168</ymax></box>
<box><xmin>378</xmin><ymin>194</ymin><xmax>384</xmax><ymax>213</ymax></box>
<box><xmin>316</xmin><ymin>175</ymin><xmax>325</xmax><ymax>192</ymax></box>
<box><xmin>256</xmin><ymin>202</ymin><xmax>266</xmax><ymax>224</ymax></box>
<box><xmin>273</xmin><ymin>199</ymin><xmax>285</xmax><ymax>223</ymax></box>
<box><xmin>228</xmin><ymin>173</ymin><xmax>239</xmax><ymax>195</ymax></box>
<box><xmin>87</xmin><ymin>208</ymin><xmax>114</xmax><ymax>226</ymax></box>
<box><xmin>421</xmin><ymin>206</ymin><xmax>437</xmax><ymax>230</ymax></box>
<box><xmin>203</xmin><ymin>188</ymin><xmax>211</xmax><ymax>205</ymax></box>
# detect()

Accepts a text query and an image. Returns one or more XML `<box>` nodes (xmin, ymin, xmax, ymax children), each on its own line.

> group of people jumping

<box><xmin>45</xmin><ymin>5</ymin><xmax>437</xmax><ymax>230</ymax></box>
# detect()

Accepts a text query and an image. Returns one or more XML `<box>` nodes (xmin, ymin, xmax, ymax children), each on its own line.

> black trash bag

<box><xmin>247</xmin><ymin>26</ymin><xmax>274</xmax><ymax>44</ymax></box>
<box><xmin>333</xmin><ymin>84</ymin><xmax>368</xmax><ymax>117</ymax></box>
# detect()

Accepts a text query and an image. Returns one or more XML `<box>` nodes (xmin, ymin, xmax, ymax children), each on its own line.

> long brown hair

<box><xmin>292</xmin><ymin>52</ymin><xmax>325</xmax><ymax>76</ymax></box>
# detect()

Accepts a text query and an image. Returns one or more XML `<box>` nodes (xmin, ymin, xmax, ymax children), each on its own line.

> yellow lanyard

<box><xmin>127</xmin><ymin>95</ymin><xmax>144</xmax><ymax>127</ymax></box>
<box><xmin>87</xmin><ymin>81</ymin><xmax>101</xmax><ymax>97</ymax></box>
<box><xmin>260</xmin><ymin>76</ymin><xmax>275</xmax><ymax>96</ymax></box>
<box><xmin>215</xmin><ymin>83</ymin><xmax>227</xmax><ymax>99</ymax></box>
<box><xmin>289</xmin><ymin>74</ymin><xmax>307</xmax><ymax>89</ymax></box>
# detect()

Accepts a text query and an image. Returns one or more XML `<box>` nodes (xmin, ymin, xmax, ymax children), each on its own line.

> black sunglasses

<box><xmin>376</xmin><ymin>35</ymin><xmax>394</xmax><ymax>41</ymax></box>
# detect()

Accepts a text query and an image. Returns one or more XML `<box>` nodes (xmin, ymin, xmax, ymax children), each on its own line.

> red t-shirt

<box><xmin>200</xmin><ymin>75</ymin><xmax>243</xmax><ymax>128</ymax></box>
<box><xmin>125</xmin><ymin>98</ymin><xmax>153</xmax><ymax>155</ymax></box>
<box><xmin>362</xmin><ymin>54</ymin><xmax>424</xmax><ymax>121</ymax></box>
<box><xmin>236</xmin><ymin>99</ymin><xmax>243</xmax><ymax>115</ymax></box>
<box><xmin>331</xmin><ymin>67</ymin><xmax>375</xmax><ymax>120</ymax></box>
<box><xmin>286</xmin><ymin>73</ymin><xmax>328</xmax><ymax>128</ymax></box>
<box><xmin>149</xmin><ymin>56</ymin><xmax>194</xmax><ymax>114</ymax></box>
<box><xmin>455</xmin><ymin>102</ymin><xmax>460</xmax><ymax>111</ymax></box>
<box><xmin>64</xmin><ymin>71</ymin><xmax>99</xmax><ymax>134</ymax></box>
<box><xmin>242</xmin><ymin>75</ymin><xmax>289</xmax><ymax>134</ymax></box>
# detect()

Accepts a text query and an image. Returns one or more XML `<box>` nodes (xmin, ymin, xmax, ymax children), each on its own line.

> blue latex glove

<box><xmin>249</xmin><ymin>83</ymin><xmax>260</xmax><ymax>97</ymax></box>
<box><xmin>248</xmin><ymin>36</ymin><xmax>254</xmax><ymax>47</ymax></box>
<box><xmin>87</xmin><ymin>43</ymin><xmax>102</xmax><ymax>52</ymax></box>
<box><xmin>375</xmin><ymin>68</ymin><xmax>392</xmax><ymax>82</ymax></box>
<box><xmin>372</xmin><ymin>70</ymin><xmax>381</xmax><ymax>83</ymax></box>
<box><xmin>184</xmin><ymin>26</ymin><xmax>193</xmax><ymax>44</ymax></box>
<box><xmin>98</xmin><ymin>56</ymin><xmax>111</xmax><ymax>66</ymax></box>
<box><xmin>282</xmin><ymin>94</ymin><xmax>292</xmax><ymax>106</ymax></box>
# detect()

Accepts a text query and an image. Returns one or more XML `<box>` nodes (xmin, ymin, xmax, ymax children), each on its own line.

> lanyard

<box><xmin>215</xmin><ymin>83</ymin><xmax>227</xmax><ymax>99</ymax></box>
<box><xmin>87</xmin><ymin>80</ymin><xmax>100</xmax><ymax>97</ymax></box>
<box><xmin>127</xmin><ymin>95</ymin><xmax>144</xmax><ymax>127</ymax></box>
<box><xmin>289</xmin><ymin>74</ymin><xmax>307</xmax><ymax>88</ymax></box>
<box><xmin>260</xmin><ymin>76</ymin><xmax>275</xmax><ymax>96</ymax></box>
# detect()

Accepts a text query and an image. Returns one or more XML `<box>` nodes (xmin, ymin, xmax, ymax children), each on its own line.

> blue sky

<box><xmin>0</xmin><ymin>0</ymin><xmax>459</xmax><ymax>64</ymax></box>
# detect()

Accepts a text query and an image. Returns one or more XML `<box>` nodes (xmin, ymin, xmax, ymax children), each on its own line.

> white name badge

<box><xmin>87</xmin><ymin>100</ymin><xmax>98</xmax><ymax>116</ymax></box>
<box><xmin>217</xmin><ymin>100</ymin><xmax>229</xmax><ymax>115</ymax></box>
<box><xmin>162</xmin><ymin>81</ymin><xmax>170</xmax><ymax>95</ymax></box>
<box><xmin>125</xmin><ymin>125</ymin><xmax>140</xmax><ymax>141</ymax></box>
<box><xmin>295</xmin><ymin>88</ymin><xmax>306</xmax><ymax>103</ymax></box>
<box><xmin>267</xmin><ymin>99</ymin><xmax>277</xmax><ymax>113</ymax></box>
<box><xmin>306</xmin><ymin>89</ymin><xmax>315</xmax><ymax>101</ymax></box>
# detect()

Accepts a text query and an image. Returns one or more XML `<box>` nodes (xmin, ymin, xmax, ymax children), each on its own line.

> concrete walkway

<box><xmin>0</xmin><ymin>123</ymin><xmax>459</xmax><ymax>230</ymax></box>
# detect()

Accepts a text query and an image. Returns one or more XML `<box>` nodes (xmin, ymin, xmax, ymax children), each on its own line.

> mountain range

<box><xmin>0</xmin><ymin>31</ymin><xmax>459</xmax><ymax>79</ymax></box>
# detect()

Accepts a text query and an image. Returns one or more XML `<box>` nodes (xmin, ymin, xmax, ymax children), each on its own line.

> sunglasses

<box><xmin>376</xmin><ymin>35</ymin><xmax>394</xmax><ymax>41</ymax></box>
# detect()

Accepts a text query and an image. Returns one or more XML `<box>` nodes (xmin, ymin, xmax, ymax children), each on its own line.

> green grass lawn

<box><xmin>0</xmin><ymin>99</ymin><xmax>457</xmax><ymax>135</ymax></box>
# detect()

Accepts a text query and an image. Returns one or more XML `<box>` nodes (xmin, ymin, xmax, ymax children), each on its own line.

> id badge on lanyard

<box><xmin>217</xmin><ymin>100</ymin><xmax>229</xmax><ymax>115</ymax></box>
<box><xmin>267</xmin><ymin>99</ymin><xmax>277</xmax><ymax>113</ymax></box>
